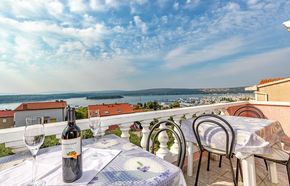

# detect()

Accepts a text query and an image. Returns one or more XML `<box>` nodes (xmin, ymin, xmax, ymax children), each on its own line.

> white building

<box><xmin>14</xmin><ymin>101</ymin><xmax>67</xmax><ymax>127</ymax></box>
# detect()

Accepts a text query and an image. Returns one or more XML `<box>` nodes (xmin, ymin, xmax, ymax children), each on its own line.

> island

<box><xmin>86</xmin><ymin>95</ymin><xmax>124</xmax><ymax>100</ymax></box>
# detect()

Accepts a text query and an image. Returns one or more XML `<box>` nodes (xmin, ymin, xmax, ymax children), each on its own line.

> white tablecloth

<box><xmin>181</xmin><ymin>115</ymin><xmax>284</xmax><ymax>158</ymax></box>
<box><xmin>0</xmin><ymin>135</ymin><xmax>186</xmax><ymax>186</ymax></box>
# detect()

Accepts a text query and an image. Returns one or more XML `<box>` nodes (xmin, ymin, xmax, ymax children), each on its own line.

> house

<box><xmin>88</xmin><ymin>103</ymin><xmax>135</xmax><ymax>117</ymax></box>
<box><xmin>0</xmin><ymin>110</ymin><xmax>14</xmax><ymax>129</ymax></box>
<box><xmin>246</xmin><ymin>77</ymin><xmax>290</xmax><ymax>101</ymax></box>
<box><xmin>14</xmin><ymin>101</ymin><xmax>67</xmax><ymax>127</ymax></box>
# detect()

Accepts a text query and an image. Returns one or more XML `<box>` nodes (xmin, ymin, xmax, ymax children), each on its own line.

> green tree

<box><xmin>146</xmin><ymin>101</ymin><xmax>161</xmax><ymax>110</ymax></box>
<box><xmin>137</xmin><ymin>102</ymin><xmax>143</xmax><ymax>108</ymax></box>
<box><xmin>0</xmin><ymin>144</ymin><xmax>13</xmax><ymax>157</ymax></box>
<box><xmin>220</xmin><ymin>97</ymin><xmax>235</xmax><ymax>102</ymax></box>
<box><xmin>75</xmin><ymin>107</ymin><xmax>88</xmax><ymax>119</ymax></box>
<box><xmin>41</xmin><ymin>135</ymin><xmax>60</xmax><ymax>148</ymax></box>
<box><xmin>169</xmin><ymin>101</ymin><xmax>180</xmax><ymax>108</ymax></box>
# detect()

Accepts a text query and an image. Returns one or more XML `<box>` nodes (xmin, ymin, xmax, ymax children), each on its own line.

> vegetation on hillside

<box><xmin>169</xmin><ymin>101</ymin><xmax>180</xmax><ymax>108</ymax></box>
<box><xmin>220</xmin><ymin>97</ymin><xmax>235</xmax><ymax>102</ymax></box>
<box><xmin>75</xmin><ymin>107</ymin><xmax>88</xmax><ymax>119</ymax></box>
<box><xmin>0</xmin><ymin>144</ymin><xmax>13</xmax><ymax>157</ymax></box>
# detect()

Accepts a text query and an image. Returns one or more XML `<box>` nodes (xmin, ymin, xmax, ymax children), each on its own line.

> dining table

<box><xmin>181</xmin><ymin>115</ymin><xmax>285</xmax><ymax>186</ymax></box>
<box><xmin>0</xmin><ymin>134</ymin><xmax>186</xmax><ymax>186</ymax></box>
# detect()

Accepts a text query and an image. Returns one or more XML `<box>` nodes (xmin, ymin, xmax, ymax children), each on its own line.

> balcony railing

<box><xmin>0</xmin><ymin>101</ymin><xmax>246</xmax><ymax>173</ymax></box>
<box><xmin>2</xmin><ymin>100</ymin><xmax>290</xmax><ymax>180</ymax></box>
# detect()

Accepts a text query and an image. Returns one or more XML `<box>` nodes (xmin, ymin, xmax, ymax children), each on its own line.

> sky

<box><xmin>0</xmin><ymin>0</ymin><xmax>290</xmax><ymax>94</ymax></box>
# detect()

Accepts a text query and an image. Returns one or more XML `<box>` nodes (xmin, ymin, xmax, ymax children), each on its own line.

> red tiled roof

<box><xmin>258</xmin><ymin>78</ymin><xmax>286</xmax><ymax>85</ymax></box>
<box><xmin>88</xmin><ymin>103</ymin><xmax>135</xmax><ymax>117</ymax></box>
<box><xmin>0</xmin><ymin>110</ymin><xmax>14</xmax><ymax>118</ymax></box>
<box><xmin>15</xmin><ymin>101</ymin><xmax>67</xmax><ymax>111</ymax></box>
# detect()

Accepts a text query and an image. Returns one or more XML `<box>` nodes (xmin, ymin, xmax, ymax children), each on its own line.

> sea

<box><xmin>0</xmin><ymin>93</ymin><xmax>253</xmax><ymax>110</ymax></box>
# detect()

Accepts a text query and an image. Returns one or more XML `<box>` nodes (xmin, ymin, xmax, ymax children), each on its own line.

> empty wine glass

<box><xmin>24</xmin><ymin>117</ymin><xmax>45</xmax><ymax>186</ymax></box>
<box><xmin>89</xmin><ymin>116</ymin><xmax>101</xmax><ymax>143</ymax></box>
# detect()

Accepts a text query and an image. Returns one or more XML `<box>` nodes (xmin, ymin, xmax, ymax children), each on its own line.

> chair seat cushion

<box><xmin>255</xmin><ymin>148</ymin><xmax>289</xmax><ymax>163</ymax></box>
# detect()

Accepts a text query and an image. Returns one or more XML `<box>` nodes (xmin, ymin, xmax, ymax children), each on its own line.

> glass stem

<box><xmin>32</xmin><ymin>155</ymin><xmax>37</xmax><ymax>183</ymax></box>
<box><xmin>94</xmin><ymin>134</ymin><xmax>97</xmax><ymax>143</ymax></box>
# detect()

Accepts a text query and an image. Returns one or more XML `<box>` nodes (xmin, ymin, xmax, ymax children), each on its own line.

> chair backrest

<box><xmin>233</xmin><ymin>105</ymin><xmax>265</xmax><ymax>118</ymax></box>
<box><xmin>146</xmin><ymin>120</ymin><xmax>186</xmax><ymax>168</ymax></box>
<box><xmin>192</xmin><ymin>114</ymin><xmax>235</xmax><ymax>158</ymax></box>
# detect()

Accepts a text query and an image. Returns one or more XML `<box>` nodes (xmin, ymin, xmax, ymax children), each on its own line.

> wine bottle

<box><xmin>62</xmin><ymin>106</ymin><xmax>82</xmax><ymax>182</ymax></box>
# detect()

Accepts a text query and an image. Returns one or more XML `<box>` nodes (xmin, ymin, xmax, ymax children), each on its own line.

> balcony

<box><xmin>0</xmin><ymin>100</ymin><xmax>289</xmax><ymax>185</ymax></box>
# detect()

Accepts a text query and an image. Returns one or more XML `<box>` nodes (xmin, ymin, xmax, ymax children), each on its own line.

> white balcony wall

<box><xmin>0</xmin><ymin>101</ymin><xmax>247</xmax><ymax>153</ymax></box>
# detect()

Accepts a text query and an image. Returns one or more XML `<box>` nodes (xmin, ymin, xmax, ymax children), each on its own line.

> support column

<box><xmin>241</xmin><ymin>155</ymin><xmax>257</xmax><ymax>186</ymax></box>
<box><xmin>268</xmin><ymin>162</ymin><xmax>278</xmax><ymax>184</ymax></box>
<box><xmin>187</xmin><ymin>142</ymin><xmax>194</xmax><ymax>176</ymax></box>
<box><xmin>120</xmin><ymin>122</ymin><xmax>131</xmax><ymax>141</ymax></box>
<box><xmin>140</xmin><ymin>120</ymin><xmax>152</xmax><ymax>150</ymax></box>
<box><xmin>156</xmin><ymin>122</ymin><xmax>170</xmax><ymax>160</ymax></box>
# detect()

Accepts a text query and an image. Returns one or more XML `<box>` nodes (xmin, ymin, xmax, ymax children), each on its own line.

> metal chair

<box><xmin>234</xmin><ymin>106</ymin><xmax>290</xmax><ymax>183</ymax></box>
<box><xmin>218</xmin><ymin>105</ymin><xmax>265</xmax><ymax>172</ymax></box>
<box><xmin>255</xmin><ymin>144</ymin><xmax>290</xmax><ymax>184</ymax></box>
<box><xmin>233</xmin><ymin>105</ymin><xmax>267</xmax><ymax>171</ymax></box>
<box><xmin>192</xmin><ymin>114</ymin><xmax>239</xmax><ymax>186</ymax></box>
<box><xmin>146</xmin><ymin>120</ymin><xmax>186</xmax><ymax>169</ymax></box>
<box><xmin>233</xmin><ymin>105</ymin><xmax>265</xmax><ymax>118</ymax></box>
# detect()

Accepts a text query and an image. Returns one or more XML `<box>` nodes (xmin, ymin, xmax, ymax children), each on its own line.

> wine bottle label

<box><xmin>62</xmin><ymin>137</ymin><xmax>81</xmax><ymax>159</ymax></box>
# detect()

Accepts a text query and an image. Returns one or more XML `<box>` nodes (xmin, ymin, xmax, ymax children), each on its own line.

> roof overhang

<box><xmin>283</xmin><ymin>20</ymin><xmax>290</xmax><ymax>32</ymax></box>
<box><xmin>257</xmin><ymin>77</ymin><xmax>290</xmax><ymax>88</ymax></box>
<box><xmin>245</xmin><ymin>85</ymin><xmax>257</xmax><ymax>91</ymax></box>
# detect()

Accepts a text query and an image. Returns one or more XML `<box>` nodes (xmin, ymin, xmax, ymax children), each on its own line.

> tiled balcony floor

<box><xmin>183</xmin><ymin>157</ymin><xmax>289</xmax><ymax>186</ymax></box>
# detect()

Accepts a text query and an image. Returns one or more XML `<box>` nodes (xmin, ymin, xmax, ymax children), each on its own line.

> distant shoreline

<box><xmin>0</xmin><ymin>93</ymin><xmax>254</xmax><ymax>110</ymax></box>
<box><xmin>86</xmin><ymin>95</ymin><xmax>124</xmax><ymax>100</ymax></box>
<box><xmin>0</xmin><ymin>87</ymin><xmax>251</xmax><ymax>104</ymax></box>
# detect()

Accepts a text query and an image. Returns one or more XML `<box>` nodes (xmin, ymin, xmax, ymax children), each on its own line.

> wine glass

<box><xmin>89</xmin><ymin>116</ymin><xmax>101</xmax><ymax>143</ymax></box>
<box><xmin>24</xmin><ymin>117</ymin><xmax>45</xmax><ymax>186</ymax></box>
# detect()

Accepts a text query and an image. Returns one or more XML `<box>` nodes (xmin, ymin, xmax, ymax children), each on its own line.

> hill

<box><xmin>0</xmin><ymin>87</ymin><xmax>250</xmax><ymax>104</ymax></box>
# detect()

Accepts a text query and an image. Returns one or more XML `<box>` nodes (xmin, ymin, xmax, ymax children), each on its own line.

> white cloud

<box><xmin>164</xmin><ymin>37</ymin><xmax>245</xmax><ymax>69</ymax></box>
<box><xmin>105</xmin><ymin>0</ymin><xmax>116</xmax><ymax>7</ymax></box>
<box><xmin>225</xmin><ymin>2</ymin><xmax>240</xmax><ymax>11</ymax></box>
<box><xmin>113</xmin><ymin>25</ymin><xmax>126</xmax><ymax>33</ymax></box>
<box><xmin>90</xmin><ymin>0</ymin><xmax>128</xmax><ymax>11</ymax></box>
<box><xmin>14</xmin><ymin>36</ymin><xmax>40</xmax><ymax>63</ymax></box>
<box><xmin>173</xmin><ymin>2</ymin><xmax>179</xmax><ymax>10</ymax></box>
<box><xmin>161</xmin><ymin>16</ymin><xmax>168</xmax><ymax>24</ymax></box>
<box><xmin>11</xmin><ymin>1</ymin><xmax>44</xmax><ymax>16</ymax></box>
<box><xmin>143</xmin><ymin>46</ymin><xmax>290</xmax><ymax>89</ymax></box>
<box><xmin>247</xmin><ymin>0</ymin><xmax>259</xmax><ymax>6</ymax></box>
<box><xmin>0</xmin><ymin>0</ymin><xmax>289</xmax><ymax>93</ymax></box>
<box><xmin>0</xmin><ymin>16</ymin><xmax>108</xmax><ymax>48</ymax></box>
<box><xmin>190</xmin><ymin>47</ymin><xmax>290</xmax><ymax>87</ymax></box>
<box><xmin>133</xmin><ymin>0</ymin><xmax>147</xmax><ymax>5</ymax></box>
<box><xmin>0</xmin><ymin>54</ymin><xmax>138</xmax><ymax>93</ymax></box>
<box><xmin>157</xmin><ymin>0</ymin><xmax>169</xmax><ymax>8</ymax></box>
<box><xmin>47</xmin><ymin>0</ymin><xmax>64</xmax><ymax>16</ymax></box>
<box><xmin>90</xmin><ymin>0</ymin><xmax>106</xmax><ymax>11</ymax></box>
<box><xmin>68</xmin><ymin>0</ymin><xmax>87</xmax><ymax>13</ymax></box>
<box><xmin>184</xmin><ymin>0</ymin><xmax>200</xmax><ymax>9</ymax></box>
<box><xmin>134</xmin><ymin>16</ymin><xmax>148</xmax><ymax>34</ymax></box>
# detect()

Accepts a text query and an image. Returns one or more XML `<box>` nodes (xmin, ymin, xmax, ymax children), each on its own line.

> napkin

<box><xmin>0</xmin><ymin>148</ymin><xmax>121</xmax><ymax>186</ymax></box>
